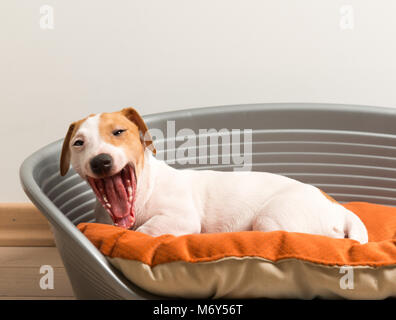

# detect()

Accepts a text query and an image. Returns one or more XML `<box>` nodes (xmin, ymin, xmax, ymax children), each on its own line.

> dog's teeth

<box><xmin>103</xmin><ymin>195</ymin><xmax>108</xmax><ymax>203</ymax></box>
<box><xmin>106</xmin><ymin>203</ymin><xmax>111</xmax><ymax>208</ymax></box>
<box><xmin>127</xmin><ymin>186</ymin><xmax>133</xmax><ymax>200</ymax></box>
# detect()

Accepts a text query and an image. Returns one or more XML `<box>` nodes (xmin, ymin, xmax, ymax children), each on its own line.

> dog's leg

<box><xmin>252</xmin><ymin>186</ymin><xmax>368</xmax><ymax>243</ymax></box>
<box><xmin>251</xmin><ymin>185</ymin><xmax>355</xmax><ymax>240</ymax></box>
<box><xmin>252</xmin><ymin>196</ymin><xmax>347</xmax><ymax>239</ymax></box>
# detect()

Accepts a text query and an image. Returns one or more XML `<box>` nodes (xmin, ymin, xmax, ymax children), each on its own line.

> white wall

<box><xmin>1</xmin><ymin>0</ymin><xmax>396</xmax><ymax>202</ymax></box>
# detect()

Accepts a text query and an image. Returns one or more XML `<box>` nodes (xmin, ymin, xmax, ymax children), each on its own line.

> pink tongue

<box><xmin>115</xmin><ymin>215</ymin><xmax>134</xmax><ymax>229</ymax></box>
<box><xmin>103</xmin><ymin>174</ymin><xmax>131</xmax><ymax>222</ymax></box>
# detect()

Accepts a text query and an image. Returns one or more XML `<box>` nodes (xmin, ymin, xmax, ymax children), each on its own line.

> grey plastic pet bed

<box><xmin>20</xmin><ymin>103</ymin><xmax>396</xmax><ymax>299</ymax></box>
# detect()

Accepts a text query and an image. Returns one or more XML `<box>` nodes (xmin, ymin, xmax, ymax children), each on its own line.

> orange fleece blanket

<box><xmin>77</xmin><ymin>202</ymin><xmax>396</xmax><ymax>267</ymax></box>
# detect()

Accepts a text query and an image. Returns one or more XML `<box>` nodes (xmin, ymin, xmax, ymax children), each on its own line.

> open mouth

<box><xmin>87</xmin><ymin>164</ymin><xmax>136</xmax><ymax>229</ymax></box>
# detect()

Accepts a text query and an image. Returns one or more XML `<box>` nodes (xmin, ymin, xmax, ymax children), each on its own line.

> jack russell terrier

<box><xmin>60</xmin><ymin>108</ymin><xmax>369</xmax><ymax>243</ymax></box>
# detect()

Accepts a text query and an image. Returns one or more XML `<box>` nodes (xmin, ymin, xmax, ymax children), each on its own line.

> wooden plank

<box><xmin>0</xmin><ymin>247</ymin><xmax>64</xmax><ymax>267</ymax></box>
<box><xmin>0</xmin><ymin>203</ymin><xmax>49</xmax><ymax>225</ymax></box>
<box><xmin>0</xmin><ymin>246</ymin><xmax>74</xmax><ymax>298</ymax></box>
<box><xmin>0</xmin><ymin>203</ymin><xmax>55</xmax><ymax>246</ymax></box>
<box><xmin>0</xmin><ymin>266</ymin><xmax>74</xmax><ymax>297</ymax></box>
<box><xmin>0</xmin><ymin>228</ymin><xmax>55</xmax><ymax>247</ymax></box>
<box><xmin>0</xmin><ymin>296</ymin><xmax>75</xmax><ymax>300</ymax></box>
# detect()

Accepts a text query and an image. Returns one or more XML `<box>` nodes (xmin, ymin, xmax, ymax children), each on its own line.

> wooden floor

<box><xmin>0</xmin><ymin>247</ymin><xmax>74</xmax><ymax>299</ymax></box>
<box><xmin>0</xmin><ymin>204</ymin><xmax>75</xmax><ymax>299</ymax></box>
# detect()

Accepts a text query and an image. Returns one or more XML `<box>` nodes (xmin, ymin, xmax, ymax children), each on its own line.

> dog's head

<box><xmin>60</xmin><ymin>108</ymin><xmax>156</xmax><ymax>229</ymax></box>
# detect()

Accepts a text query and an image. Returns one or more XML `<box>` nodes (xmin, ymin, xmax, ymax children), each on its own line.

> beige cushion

<box><xmin>78</xmin><ymin>202</ymin><xmax>396</xmax><ymax>299</ymax></box>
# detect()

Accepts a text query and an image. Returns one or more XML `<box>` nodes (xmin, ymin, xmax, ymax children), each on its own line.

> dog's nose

<box><xmin>90</xmin><ymin>153</ymin><xmax>113</xmax><ymax>176</ymax></box>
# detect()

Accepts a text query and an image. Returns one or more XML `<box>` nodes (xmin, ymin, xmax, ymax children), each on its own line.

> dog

<box><xmin>60</xmin><ymin>108</ymin><xmax>369</xmax><ymax>243</ymax></box>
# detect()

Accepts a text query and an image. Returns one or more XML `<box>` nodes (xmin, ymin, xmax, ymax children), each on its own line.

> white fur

<box><xmin>72</xmin><ymin>116</ymin><xmax>369</xmax><ymax>244</ymax></box>
<box><xmin>129</xmin><ymin>151</ymin><xmax>368</xmax><ymax>243</ymax></box>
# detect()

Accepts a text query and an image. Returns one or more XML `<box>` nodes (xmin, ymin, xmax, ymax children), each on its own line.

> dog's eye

<box><xmin>73</xmin><ymin>139</ymin><xmax>84</xmax><ymax>147</ymax></box>
<box><xmin>113</xmin><ymin>129</ymin><xmax>126</xmax><ymax>136</ymax></box>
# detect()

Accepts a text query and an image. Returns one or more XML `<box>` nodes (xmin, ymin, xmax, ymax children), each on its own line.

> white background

<box><xmin>1</xmin><ymin>0</ymin><xmax>396</xmax><ymax>201</ymax></box>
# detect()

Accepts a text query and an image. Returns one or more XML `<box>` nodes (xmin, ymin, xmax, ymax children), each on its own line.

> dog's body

<box><xmin>61</xmin><ymin>108</ymin><xmax>369</xmax><ymax>243</ymax></box>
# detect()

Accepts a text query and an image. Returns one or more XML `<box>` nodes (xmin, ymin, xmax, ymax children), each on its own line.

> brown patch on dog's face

<box><xmin>60</xmin><ymin>115</ymin><xmax>94</xmax><ymax>176</ymax></box>
<box><xmin>120</xmin><ymin>108</ymin><xmax>156</xmax><ymax>155</ymax></box>
<box><xmin>98</xmin><ymin>112</ymin><xmax>145</xmax><ymax>177</ymax></box>
<box><xmin>60</xmin><ymin>108</ymin><xmax>155</xmax><ymax>181</ymax></box>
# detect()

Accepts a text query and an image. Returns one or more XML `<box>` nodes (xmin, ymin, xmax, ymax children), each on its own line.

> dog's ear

<box><xmin>121</xmin><ymin>107</ymin><xmax>156</xmax><ymax>155</ymax></box>
<box><xmin>60</xmin><ymin>122</ymin><xmax>76</xmax><ymax>176</ymax></box>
